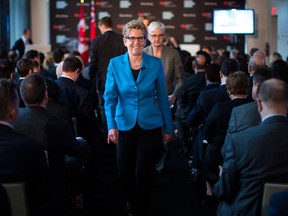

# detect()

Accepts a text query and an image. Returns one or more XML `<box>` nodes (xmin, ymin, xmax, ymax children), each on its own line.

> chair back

<box><xmin>262</xmin><ymin>182</ymin><xmax>288</xmax><ymax>216</ymax></box>
<box><xmin>2</xmin><ymin>182</ymin><xmax>28</xmax><ymax>216</ymax></box>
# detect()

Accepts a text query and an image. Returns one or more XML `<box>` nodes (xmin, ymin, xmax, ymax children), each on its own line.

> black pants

<box><xmin>117</xmin><ymin>124</ymin><xmax>162</xmax><ymax>216</ymax></box>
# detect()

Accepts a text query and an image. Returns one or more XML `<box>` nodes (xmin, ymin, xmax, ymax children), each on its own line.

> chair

<box><xmin>262</xmin><ymin>182</ymin><xmax>288</xmax><ymax>216</ymax></box>
<box><xmin>2</xmin><ymin>182</ymin><xmax>28</xmax><ymax>216</ymax></box>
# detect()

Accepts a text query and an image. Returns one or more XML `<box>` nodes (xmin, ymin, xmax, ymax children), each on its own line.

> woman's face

<box><xmin>148</xmin><ymin>28</ymin><xmax>164</xmax><ymax>48</ymax></box>
<box><xmin>124</xmin><ymin>29</ymin><xmax>146</xmax><ymax>57</ymax></box>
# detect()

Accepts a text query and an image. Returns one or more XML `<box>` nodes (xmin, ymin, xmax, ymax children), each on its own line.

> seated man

<box><xmin>213</xmin><ymin>79</ymin><xmax>288</xmax><ymax>215</ymax></box>
<box><xmin>0</xmin><ymin>78</ymin><xmax>57</xmax><ymax>216</ymax></box>
<box><xmin>14</xmin><ymin>74</ymin><xmax>91</xmax><ymax>215</ymax></box>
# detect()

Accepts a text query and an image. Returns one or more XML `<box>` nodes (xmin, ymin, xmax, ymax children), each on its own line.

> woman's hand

<box><xmin>108</xmin><ymin>128</ymin><xmax>119</xmax><ymax>144</ymax></box>
<box><xmin>163</xmin><ymin>134</ymin><xmax>173</xmax><ymax>144</ymax></box>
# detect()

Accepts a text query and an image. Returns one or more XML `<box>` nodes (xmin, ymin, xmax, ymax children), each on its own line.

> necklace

<box><xmin>130</xmin><ymin>58</ymin><xmax>142</xmax><ymax>67</ymax></box>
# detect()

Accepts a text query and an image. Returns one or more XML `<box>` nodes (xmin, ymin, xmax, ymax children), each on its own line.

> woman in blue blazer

<box><xmin>104</xmin><ymin>20</ymin><xmax>173</xmax><ymax>216</ymax></box>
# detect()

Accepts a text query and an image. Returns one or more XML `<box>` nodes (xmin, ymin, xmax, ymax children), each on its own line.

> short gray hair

<box><xmin>147</xmin><ymin>21</ymin><xmax>165</xmax><ymax>35</ymax></box>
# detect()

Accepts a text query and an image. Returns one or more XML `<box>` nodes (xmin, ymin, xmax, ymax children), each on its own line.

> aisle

<box><xmin>81</xmin><ymin>138</ymin><xmax>211</xmax><ymax>216</ymax></box>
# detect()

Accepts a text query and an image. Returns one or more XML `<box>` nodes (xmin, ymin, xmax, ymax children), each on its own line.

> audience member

<box><xmin>39</xmin><ymin>52</ymin><xmax>49</xmax><ymax>77</ymax></box>
<box><xmin>11</xmin><ymin>28</ymin><xmax>33</xmax><ymax>59</ymax></box>
<box><xmin>247</xmin><ymin>50</ymin><xmax>266</xmax><ymax>100</ymax></box>
<box><xmin>181</xmin><ymin>64</ymin><xmax>219</xmax><ymax>172</ymax></box>
<box><xmin>271</xmin><ymin>59</ymin><xmax>288</xmax><ymax>83</ymax></box>
<box><xmin>174</xmin><ymin>50</ymin><xmax>210</xmax><ymax>152</ymax></box>
<box><xmin>213</xmin><ymin>78</ymin><xmax>288</xmax><ymax>215</ymax></box>
<box><xmin>56</xmin><ymin>56</ymin><xmax>100</xmax><ymax>176</ymax></box>
<box><xmin>45</xmin><ymin>77</ymin><xmax>71</xmax><ymax>121</ymax></box>
<box><xmin>249</xmin><ymin>47</ymin><xmax>259</xmax><ymax>57</ymax></box>
<box><xmin>223</xmin><ymin>68</ymin><xmax>274</xmax><ymax>154</ymax></box>
<box><xmin>14</xmin><ymin>74</ymin><xmax>90</xmax><ymax>215</ymax></box>
<box><xmin>0</xmin><ymin>59</ymin><xmax>14</xmax><ymax>79</ymax></box>
<box><xmin>269</xmin><ymin>51</ymin><xmax>282</xmax><ymax>67</ymax></box>
<box><xmin>0</xmin><ymin>78</ymin><xmax>57</xmax><ymax>216</ymax></box>
<box><xmin>47</xmin><ymin>48</ymin><xmax>65</xmax><ymax>80</ymax></box>
<box><xmin>89</xmin><ymin>16</ymin><xmax>126</xmax><ymax>130</ymax></box>
<box><xmin>15</xmin><ymin>58</ymin><xmax>34</xmax><ymax>107</ymax></box>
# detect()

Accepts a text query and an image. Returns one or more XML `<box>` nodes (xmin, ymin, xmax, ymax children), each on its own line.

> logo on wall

<box><xmin>95</xmin><ymin>1</ymin><xmax>113</xmax><ymax>8</ymax></box>
<box><xmin>184</xmin><ymin>34</ymin><xmax>196</xmax><ymax>43</ymax></box>
<box><xmin>119</xmin><ymin>0</ymin><xmax>132</xmax><ymax>8</ymax></box>
<box><xmin>162</xmin><ymin>11</ymin><xmax>174</xmax><ymax>20</ymax></box>
<box><xmin>159</xmin><ymin>1</ymin><xmax>177</xmax><ymax>7</ymax></box>
<box><xmin>56</xmin><ymin>1</ymin><xmax>68</xmax><ymax>9</ymax></box>
<box><xmin>183</xmin><ymin>0</ymin><xmax>195</xmax><ymax>8</ymax></box>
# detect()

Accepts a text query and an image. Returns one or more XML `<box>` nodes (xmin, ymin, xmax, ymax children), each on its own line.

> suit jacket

<box><xmin>177</xmin><ymin>72</ymin><xmax>207</xmax><ymax>119</ymax></box>
<box><xmin>0</xmin><ymin>124</ymin><xmax>56</xmax><ymax>216</ymax></box>
<box><xmin>222</xmin><ymin>101</ymin><xmax>261</xmax><ymax>155</ymax></box>
<box><xmin>185</xmin><ymin>83</ymin><xmax>220</xmax><ymax>127</ymax></box>
<box><xmin>144</xmin><ymin>45</ymin><xmax>183</xmax><ymax>97</ymax></box>
<box><xmin>104</xmin><ymin>52</ymin><xmax>173</xmax><ymax>134</ymax></box>
<box><xmin>89</xmin><ymin>30</ymin><xmax>127</xmax><ymax>86</ymax></box>
<box><xmin>213</xmin><ymin>116</ymin><xmax>288</xmax><ymax>216</ymax></box>
<box><xmin>55</xmin><ymin>76</ymin><xmax>99</xmax><ymax>144</ymax></box>
<box><xmin>14</xmin><ymin>107</ymin><xmax>86</xmax><ymax>176</ymax></box>
<box><xmin>11</xmin><ymin>37</ymin><xmax>32</xmax><ymax>59</ymax></box>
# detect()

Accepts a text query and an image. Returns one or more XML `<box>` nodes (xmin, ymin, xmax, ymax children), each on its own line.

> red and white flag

<box><xmin>78</xmin><ymin>2</ymin><xmax>89</xmax><ymax>64</ymax></box>
<box><xmin>90</xmin><ymin>0</ymin><xmax>96</xmax><ymax>42</ymax></box>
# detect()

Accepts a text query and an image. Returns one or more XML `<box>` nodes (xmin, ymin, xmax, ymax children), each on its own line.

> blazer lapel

<box><xmin>136</xmin><ymin>53</ymin><xmax>149</xmax><ymax>84</ymax></box>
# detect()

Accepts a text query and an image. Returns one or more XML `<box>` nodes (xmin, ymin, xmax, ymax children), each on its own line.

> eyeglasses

<box><xmin>125</xmin><ymin>36</ymin><xmax>146</xmax><ymax>42</ymax></box>
<box><xmin>149</xmin><ymin>34</ymin><xmax>164</xmax><ymax>39</ymax></box>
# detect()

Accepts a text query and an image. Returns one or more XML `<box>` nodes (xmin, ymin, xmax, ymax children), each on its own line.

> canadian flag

<box><xmin>78</xmin><ymin>2</ymin><xmax>89</xmax><ymax>64</ymax></box>
<box><xmin>90</xmin><ymin>0</ymin><xmax>96</xmax><ymax>42</ymax></box>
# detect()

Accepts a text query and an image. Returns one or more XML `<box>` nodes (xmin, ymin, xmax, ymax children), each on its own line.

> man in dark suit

<box><xmin>0</xmin><ymin>78</ymin><xmax>57</xmax><ymax>216</ymax></box>
<box><xmin>213</xmin><ymin>79</ymin><xmax>288</xmax><ymax>216</ymax></box>
<box><xmin>14</xmin><ymin>74</ymin><xmax>90</xmax><ymax>215</ymax></box>
<box><xmin>11</xmin><ymin>28</ymin><xmax>33</xmax><ymax>59</ymax></box>
<box><xmin>15</xmin><ymin>58</ymin><xmax>34</xmax><ymax>107</ymax></box>
<box><xmin>56</xmin><ymin>56</ymin><xmax>100</xmax><ymax>176</ymax></box>
<box><xmin>89</xmin><ymin>16</ymin><xmax>127</xmax><ymax>130</ymax></box>
<box><xmin>0</xmin><ymin>59</ymin><xmax>14</xmax><ymax>79</ymax></box>
<box><xmin>223</xmin><ymin>68</ymin><xmax>274</xmax><ymax>154</ymax></box>
<box><xmin>247</xmin><ymin>50</ymin><xmax>266</xmax><ymax>100</ymax></box>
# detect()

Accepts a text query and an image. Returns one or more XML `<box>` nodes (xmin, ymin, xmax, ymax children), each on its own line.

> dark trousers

<box><xmin>117</xmin><ymin>124</ymin><xmax>162</xmax><ymax>216</ymax></box>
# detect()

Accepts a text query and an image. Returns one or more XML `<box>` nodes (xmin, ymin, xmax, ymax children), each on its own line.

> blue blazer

<box><xmin>104</xmin><ymin>52</ymin><xmax>173</xmax><ymax>134</ymax></box>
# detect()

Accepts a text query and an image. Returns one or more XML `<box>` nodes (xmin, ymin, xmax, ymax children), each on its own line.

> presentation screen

<box><xmin>212</xmin><ymin>9</ymin><xmax>255</xmax><ymax>34</ymax></box>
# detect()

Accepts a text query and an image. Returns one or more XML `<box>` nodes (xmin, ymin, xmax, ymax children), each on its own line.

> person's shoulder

<box><xmin>201</xmin><ymin>85</ymin><xmax>219</xmax><ymax>96</ymax></box>
<box><xmin>13</xmin><ymin>130</ymin><xmax>42</xmax><ymax>147</ymax></box>
<box><xmin>232</xmin><ymin>101</ymin><xmax>257</xmax><ymax>113</ymax></box>
<box><xmin>110</xmin><ymin>53</ymin><xmax>126</xmax><ymax>62</ymax></box>
<box><xmin>162</xmin><ymin>45</ymin><xmax>179</xmax><ymax>55</ymax></box>
<box><xmin>143</xmin><ymin>52</ymin><xmax>162</xmax><ymax>64</ymax></box>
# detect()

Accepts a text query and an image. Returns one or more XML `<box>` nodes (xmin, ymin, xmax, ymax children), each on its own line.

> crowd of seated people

<box><xmin>0</xmin><ymin>49</ymin><xmax>100</xmax><ymax>216</ymax></box>
<box><xmin>1</xmin><ymin>43</ymin><xmax>288</xmax><ymax>216</ymax></box>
